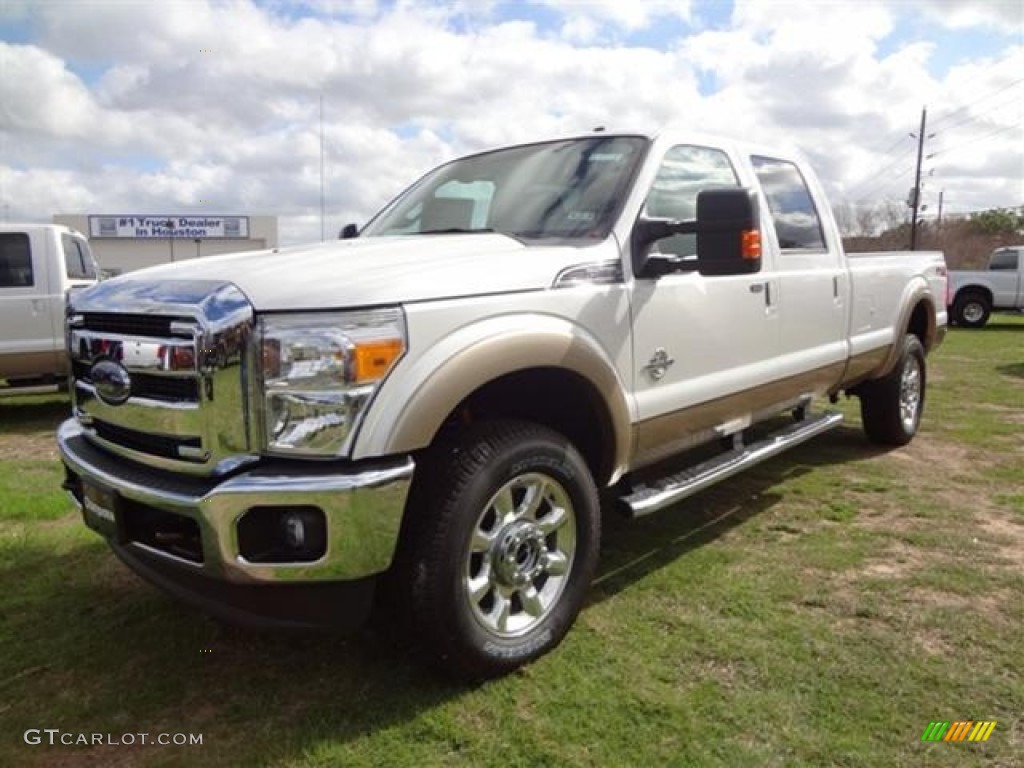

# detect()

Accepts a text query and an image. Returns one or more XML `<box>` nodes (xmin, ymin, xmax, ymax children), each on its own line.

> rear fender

<box><xmin>869</xmin><ymin>278</ymin><xmax>937</xmax><ymax>380</ymax></box>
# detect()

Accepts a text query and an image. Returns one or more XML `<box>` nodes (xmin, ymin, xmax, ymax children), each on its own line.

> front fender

<box><xmin>352</xmin><ymin>313</ymin><xmax>633</xmax><ymax>479</ymax></box>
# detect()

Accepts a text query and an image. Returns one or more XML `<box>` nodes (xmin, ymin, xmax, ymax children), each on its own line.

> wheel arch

<box><xmin>951</xmin><ymin>283</ymin><xmax>993</xmax><ymax>307</ymax></box>
<box><xmin>353</xmin><ymin>317</ymin><xmax>633</xmax><ymax>487</ymax></box>
<box><xmin>869</xmin><ymin>282</ymin><xmax>939</xmax><ymax>382</ymax></box>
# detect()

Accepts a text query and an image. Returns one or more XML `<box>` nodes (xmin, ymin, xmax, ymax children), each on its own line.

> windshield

<box><xmin>361</xmin><ymin>136</ymin><xmax>647</xmax><ymax>241</ymax></box>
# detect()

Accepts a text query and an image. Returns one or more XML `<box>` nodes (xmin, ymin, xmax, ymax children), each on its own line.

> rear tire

<box><xmin>395</xmin><ymin>420</ymin><xmax>600</xmax><ymax>681</ymax></box>
<box><xmin>859</xmin><ymin>334</ymin><xmax>926</xmax><ymax>446</ymax></box>
<box><xmin>952</xmin><ymin>291</ymin><xmax>991</xmax><ymax>328</ymax></box>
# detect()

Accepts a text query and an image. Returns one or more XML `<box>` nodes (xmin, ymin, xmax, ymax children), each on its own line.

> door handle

<box><xmin>749</xmin><ymin>281</ymin><xmax>771</xmax><ymax>306</ymax></box>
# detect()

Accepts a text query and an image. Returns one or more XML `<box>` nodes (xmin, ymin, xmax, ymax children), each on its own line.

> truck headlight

<box><xmin>257</xmin><ymin>309</ymin><xmax>406</xmax><ymax>456</ymax></box>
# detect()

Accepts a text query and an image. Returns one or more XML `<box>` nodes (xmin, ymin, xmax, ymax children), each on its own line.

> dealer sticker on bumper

<box><xmin>82</xmin><ymin>480</ymin><xmax>122</xmax><ymax>540</ymax></box>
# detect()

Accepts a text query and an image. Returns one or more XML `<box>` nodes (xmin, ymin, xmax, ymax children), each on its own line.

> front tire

<box><xmin>399</xmin><ymin>420</ymin><xmax>600</xmax><ymax>680</ymax></box>
<box><xmin>952</xmin><ymin>291</ymin><xmax>991</xmax><ymax>328</ymax></box>
<box><xmin>858</xmin><ymin>334</ymin><xmax>926</xmax><ymax>446</ymax></box>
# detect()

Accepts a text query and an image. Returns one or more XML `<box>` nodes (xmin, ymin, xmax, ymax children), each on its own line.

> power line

<box><xmin>862</xmin><ymin>130</ymin><xmax>915</xmax><ymax>158</ymax></box>
<box><xmin>932</xmin><ymin>122</ymin><xmax>1024</xmax><ymax>157</ymax></box>
<box><xmin>930</xmin><ymin>76</ymin><xmax>1024</xmax><ymax>130</ymax></box>
<box><xmin>933</xmin><ymin>97</ymin><xmax>1022</xmax><ymax>136</ymax></box>
<box><xmin>846</xmin><ymin>147</ymin><xmax>917</xmax><ymax>199</ymax></box>
<box><xmin>851</xmin><ymin>159</ymin><xmax>916</xmax><ymax>203</ymax></box>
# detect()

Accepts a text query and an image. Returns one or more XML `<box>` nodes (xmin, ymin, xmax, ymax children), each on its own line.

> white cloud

<box><xmin>913</xmin><ymin>0</ymin><xmax>1024</xmax><ymax>30</ymax></box>
<box><xmin>1</xmin><ymin>44</ymin><xmax>97</xmax><ymax>138</ymax></box>
<box><xmin>1</xmin><ymin>0</ymin><xmax>1020</xmax><ymax>244</ymax></box>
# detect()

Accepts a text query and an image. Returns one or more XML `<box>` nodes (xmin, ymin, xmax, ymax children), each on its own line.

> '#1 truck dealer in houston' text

<box><xmin>58</xmin><ymin>129</ymin><xmax>947</xmax><ymax>679</ymax></box>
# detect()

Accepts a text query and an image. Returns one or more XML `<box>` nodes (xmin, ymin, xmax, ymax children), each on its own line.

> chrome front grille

<box><xmin>91</xmin><ymin>419</ymin><xmax>204</xmax><ymax>462</ymax></box>
<box><xmin>67</xmin><ymin>280</ymin><xmax>256</xmax><ymax>476</ymax></box>
<box><xmin>80</xmin><ymin>312</ymin><xmax>187</xmax><ymax>338</ymax></box>
<box><xmin>71</xmin><ymin>359</ymin><xmax>200</xmax><ymax>402</ymax></box>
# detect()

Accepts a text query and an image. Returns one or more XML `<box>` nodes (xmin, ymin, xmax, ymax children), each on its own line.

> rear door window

<box><xmin>0</xmin><ymin>232</ymin><xmax>34</xmax><ymax>287</ymax></box>
<box><xmin>751</xmin><ymin>156</ymin><xmax>826</xmax><ymax>251</ymax></box>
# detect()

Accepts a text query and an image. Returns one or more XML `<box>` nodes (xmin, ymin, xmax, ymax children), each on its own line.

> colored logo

<box><xmin>921</xmin><ymin>721</ymin><xmax>997</xmax><ymax>742</ymax></box>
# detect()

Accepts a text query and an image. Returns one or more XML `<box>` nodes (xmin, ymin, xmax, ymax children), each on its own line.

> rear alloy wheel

<box><xmin>859</xmin><ymin>334</ymin><xmax>926</xmax><ymax>446</ymax></box>
<box><xmin>952</xmin><ymin>292</ymin><xmax>991</xmax><ymax>328</ymax></box>
<box><xmin>398</xmin><ymin>420</ymin><xmax>600</xmax><ymax>680</ymax></box>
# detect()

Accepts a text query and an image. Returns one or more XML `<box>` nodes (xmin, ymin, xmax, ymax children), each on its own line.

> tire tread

<box><xmin>859</xmin><ymin>334</ymin><xmax>926</xmax><ymax>446</ymax></box>
<box><xmin>391</xmin><ymin>419</ymin><xmax>600</xmax><ymax>680</ymax></box>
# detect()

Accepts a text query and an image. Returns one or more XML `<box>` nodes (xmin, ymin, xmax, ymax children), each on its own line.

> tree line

<box><xmin>837</xmin><ymin>203</ymin><xmax>1023</xmax><ymax>269</ymax></box>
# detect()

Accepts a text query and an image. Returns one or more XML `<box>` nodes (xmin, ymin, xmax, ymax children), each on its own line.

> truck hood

<box><xmin>106</xmin><ymin>234</ymin><xmax>615</xmax><ymax>311</ymax></box>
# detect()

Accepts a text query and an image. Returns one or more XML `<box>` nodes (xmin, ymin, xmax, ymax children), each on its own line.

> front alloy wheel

<box><xmin>398</xmin><ymin>420</ymin><xmax>600</xmax><ymax>681</ymax></box>
<box><xmin>464</xmin><ymin>472</ymin><xmax>576</xmax><ymax>638</ymax></box>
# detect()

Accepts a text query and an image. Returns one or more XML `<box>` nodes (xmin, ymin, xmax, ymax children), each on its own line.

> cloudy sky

<box><xmin>2</xmin><ymin>0</ymin><xmax>1022</xmax><ymax>245</ymax></box>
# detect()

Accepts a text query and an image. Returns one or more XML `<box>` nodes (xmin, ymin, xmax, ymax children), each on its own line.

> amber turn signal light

<box><xmin>742</xmin><ymin>230</ymin><xmax>761</xmax><ymax>260</ymax></box>
<box><xmin>352</xmin><ymin>338</ymin><xmax>404</xmax><ymax>383</ymax></box>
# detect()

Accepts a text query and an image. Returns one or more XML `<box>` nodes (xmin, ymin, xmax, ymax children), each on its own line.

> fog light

<box><xmin>237</xmin><ymin>506</ymin><xmax>327</xmax><ymax>563</ymax></box>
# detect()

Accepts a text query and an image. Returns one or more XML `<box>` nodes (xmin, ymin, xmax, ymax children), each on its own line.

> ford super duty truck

<box><xmin>1</xmin><ymin>223</ymin><xmax>99</xmax><ymax>391</ymax></box>
<box><xmin>57</xmin><ymin>129</ymin><xmax>947</xmax><ymax>679</ymax></box>
<box><xmin>948</xmin><ymin>245</ymin><xmax>1024</xmax><ymax>327</ymax></box>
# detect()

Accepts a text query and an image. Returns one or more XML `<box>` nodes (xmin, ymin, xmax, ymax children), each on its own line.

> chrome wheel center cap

<box><xmin>493</xmin><ymin>522</ymin><xmax>547</xmax><ymax>587</ymax></box>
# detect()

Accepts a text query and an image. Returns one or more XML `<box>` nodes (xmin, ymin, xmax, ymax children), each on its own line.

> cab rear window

<box><xmin>63</xmin><ymin>234</ymin><xmax>97</xmax><ymax>279</ymax></box>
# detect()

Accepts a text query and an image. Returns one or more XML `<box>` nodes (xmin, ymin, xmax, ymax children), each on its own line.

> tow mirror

<box><xmin>695</xmin><ymin>188</ymin><xmax>761</xmax><ymax>276</ymax></box>
<box><xmin>633</xmin><ymin>187</ymin><xmax>761</xmax><ymax>278</ymax></box>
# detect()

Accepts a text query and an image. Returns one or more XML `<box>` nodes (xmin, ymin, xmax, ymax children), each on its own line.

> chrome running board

<box><xmin>621</xmin><ymin>411</ymin><xmax>844</xmax><ymax>518</ymax></box>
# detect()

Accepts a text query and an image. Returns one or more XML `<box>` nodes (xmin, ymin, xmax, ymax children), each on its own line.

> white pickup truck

<box><xmin>57</xmin><ymin>129</ymin><xmax>947</xmax><ymax>679</ymax></box>
<box><xmin>1</xmin><ymin>224</ymin><xmax>99</xmax><ymax>389</ymax></box>
<box><xmin>948</xmin><ymin>245</ymin><xmax>1024</xmax><ymax>327</ymax></box>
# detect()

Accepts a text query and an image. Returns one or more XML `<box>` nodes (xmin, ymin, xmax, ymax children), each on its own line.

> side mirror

<box><xmin>695</xmin><ymin>188</ymin><xmax>761</xmax><ymax>276</ymax></box>
<box><xmin>632</xmin><ymin>219</ymin><xmax>698</xmax><ymax>278</ymax></box>
<box><xmin>340</xmin><ymin>223</ymin><xmax>359</xmax><ymax>240</ymax></box>
<box><xmin>632</xmin><ymin>187</ymin><xmax>762</xmax><ymax>278</ymax></box>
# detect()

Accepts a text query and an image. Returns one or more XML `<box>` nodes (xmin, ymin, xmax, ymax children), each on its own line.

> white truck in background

<box><xmin>0</xmin><ymin>224</ymin><xmax>100</xmax><ymax>390</ymax></box>
<box><xmin>58</xmin><ymin>129</ymin><xmax>947</xmax><ymax>679</ymax></box>
<box><xmin>948</xmin><ymin>245</ymin><xmax>1024</xmax><ymax>327</ymax></box>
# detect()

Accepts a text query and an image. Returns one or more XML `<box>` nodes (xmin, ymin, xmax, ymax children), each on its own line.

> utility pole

<box><xmin>937</xmin><ymin>190</ymin><xmax>944</xmax><ymax>228</ymax></box>
<box><xmin>910</xmin><ymin>107</ymin><xmax>927</xmax><ymax>251</ymax></box>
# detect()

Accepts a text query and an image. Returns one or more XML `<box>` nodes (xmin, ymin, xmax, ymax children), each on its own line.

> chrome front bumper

<box><xmin>58</xmin><ymin>418</ymin><xmax>414</xmax><ymax>586</ymax></box>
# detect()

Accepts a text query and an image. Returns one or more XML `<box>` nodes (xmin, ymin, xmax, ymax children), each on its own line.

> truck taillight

<box><xmin>170</xmin><ymin>346</ymin><xmax>195</xmax><ymax>370</ymax></box>
<box><xmin>937</xmin><ymin>265</ymin><xmax>950</xmax><ymax>306</ymax></box>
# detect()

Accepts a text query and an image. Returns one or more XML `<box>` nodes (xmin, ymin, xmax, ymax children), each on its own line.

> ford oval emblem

<box><xmin>91</xmin><ymin>360</ymin><xmax>132</xmax><ymax>405</ymax></box>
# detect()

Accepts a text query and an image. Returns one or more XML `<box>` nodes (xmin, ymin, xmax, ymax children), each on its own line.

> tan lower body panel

<box><xmin>0</xmin><ymin>350</ymin><xmax>65</xmax><ymax>381</ymax></box>
<box><xmin>631</xmin><ymin>355</ymin><xmax>886</xmax><ymax>471</ymax></box>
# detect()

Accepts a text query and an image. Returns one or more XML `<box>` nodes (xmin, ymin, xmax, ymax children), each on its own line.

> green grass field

<box><xmin>1</xmin><ymin>316</ymin><xmax>1021</xmax><ymax>767</ymax></box>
